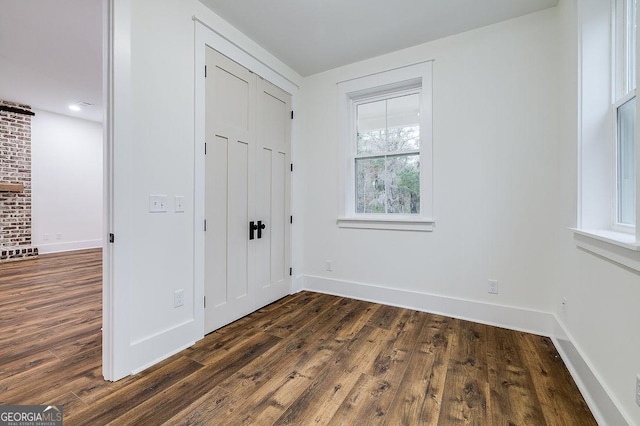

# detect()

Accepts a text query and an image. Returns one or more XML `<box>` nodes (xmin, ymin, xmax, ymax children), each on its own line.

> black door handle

<box><xmin>257</xmin><ymin>221</ymin><xmax>266</xmax><ymax>239</ymax></box>
<box><xmin>249</xmin><ymin>221</ymin><xmax>258</xmax><ymax>240</ymax></box>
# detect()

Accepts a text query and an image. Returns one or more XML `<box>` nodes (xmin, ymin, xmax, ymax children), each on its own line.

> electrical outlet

<box><xmin>174</xmin><ymin>289</ymin><xmax>184</xmax><ymax>308</ymax></box>
<box><xmin>488</xmin><ymin>279</ymin><xmax>498</xmax><ymax>294</ymax></box>
<box><xmin>55</xmin><ymin>233</ymin><xmax>62</xmax><ymax>240</ymax></box>
<box><xmin>636</xmin><ymin>374</ymin><xmax>640</xmax><ymax>407</ymax></box>
<box><xmin>43</xmin><ymin>233</ymin><xmax>49</xmax><ymax>241</ymax></box>
<box><xmin>326</xmin><ymin>260</ymin><xmax>333</xmax><ymax>272</ymax></box>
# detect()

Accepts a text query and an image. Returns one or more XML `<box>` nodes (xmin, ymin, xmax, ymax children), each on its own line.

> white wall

<box><xmin>300</xmin><ymin>9</ymin><xmax>561</xmax><ymax>319</ymax></box>
<box><xmin>31</xmin><ymin>109</ymin><xmax>103</xmax><ymax>253</ymax></box>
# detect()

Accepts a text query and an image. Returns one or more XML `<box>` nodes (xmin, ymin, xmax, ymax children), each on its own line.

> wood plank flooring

<box><xmin>0</xmin><ymin>249</ymin><xmax>597</xmax><ymax>425</ymax></box>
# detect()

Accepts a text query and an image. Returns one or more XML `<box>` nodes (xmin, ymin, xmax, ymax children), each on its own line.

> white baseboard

<box><xmin>292</xmin><ymin>274</ymin><xmax>305</xmax><ymax>293</ymax></box>
<box><xmin>302</xmin><ymin>275</ymin><xmax>554</xmax><ymax>336</ymax></box>
<box><xmin>130</xmin><ymin>340</ymin><xmax>196</xmax><ymax>376</ymax></box>
<box><xmin>301</xmin><ymin>274</ymin><xmax>629</xmax><ymax>426</ymax></box>
<box><xmin>37</xmin><ymin>239</ymin><xmax>103</xmax><ymax>254</ymax></box>
<box><xmin>552</xmin><ymin>319</ymin><xmax>631</xmax><ymax>426</ymax></box>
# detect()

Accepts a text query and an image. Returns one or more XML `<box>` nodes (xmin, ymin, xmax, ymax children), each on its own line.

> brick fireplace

<box><xmin>0</xmin><ymin>100</ymin><xmax>38</xmax><ymax>261</ymax></box>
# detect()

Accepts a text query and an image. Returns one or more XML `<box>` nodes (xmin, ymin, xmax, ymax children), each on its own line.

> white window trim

<box><xmin>337</xmin><ymin>61</ymin><xmax>434</xmax><ymax>232</ymax></box>
<box><xmin>575</xmin><ymin>0</ymin><xmax>640</xmax><ymax>268</ymax></box>
<box><xmin>573</xmin><ymin>228</ymin><xmax>640</xmax><ymax>272</ymax></box>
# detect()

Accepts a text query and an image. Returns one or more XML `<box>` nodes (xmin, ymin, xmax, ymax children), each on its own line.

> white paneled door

<box><xmin>204</xmin><ymin>48</ymin><xmax>291</xmax><ymax>334</ymax></box>
<box><xmin>255</xmin><ymin>78</ymin><xmax>291</xmax><ymax>308</ymax></box>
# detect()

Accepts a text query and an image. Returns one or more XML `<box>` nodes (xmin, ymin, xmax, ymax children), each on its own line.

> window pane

<box><xmin>617</xmin><ymin>96</ymin><xmax>636</xmax><ymax>226</ymax></box>
<box><xmin>355</xmin><ymin>154</ymin><xmax>420</xmax><ymax>214</ymax></box>
<box><xmin>357</xmin><ymin>93</ymin><xmax>420</xmax><ymax>155</ymax></box>
<box><xmin>355</xmin><ymin>157</ymin><xmax>386</xmax><ymax>213</ymax></box>
<box><xmin>387</xmin><ymin>154</ymin><xmax>420</xmax><ymax>214</ymax></box>
<box><xmin>357</xmin><ymin>100</ymin><xmax>386</xmax><ymax>155</ymax></box>
<box><xmin>386</xmin><ymin>94</ymin><xmax>420</xmax><ymax>151</ymax></box>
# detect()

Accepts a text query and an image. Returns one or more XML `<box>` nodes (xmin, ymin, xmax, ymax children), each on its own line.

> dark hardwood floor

<box><xmin>0</xmin><ymin>249</ymin><xmax>596</xmax><ymax>425</ymax></box>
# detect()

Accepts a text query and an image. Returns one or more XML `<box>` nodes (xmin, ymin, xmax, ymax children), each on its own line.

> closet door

<box><xmin>255</xmin><ymin>78</ymin><xmax>291</xmax><ymax>307</ymax></box>
<box><xmin>204</xmin><ymin>48</ymin><xmax>257</xmax><ymax>333</ymax></box>
<box><xmin>204</xmin><ymin>48</ymin><xmax>292</xmax><ymax>334</ymax></box>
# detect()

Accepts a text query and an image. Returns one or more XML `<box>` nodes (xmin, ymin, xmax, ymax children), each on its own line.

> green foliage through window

<box><xmin>355</xmin><ymin>92</ymin><xmax>421</xmax><ymax>214</ymax></box>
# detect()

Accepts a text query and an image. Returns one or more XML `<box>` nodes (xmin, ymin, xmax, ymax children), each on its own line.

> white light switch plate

<box><xmin>149</xmin><ymin>194</ymin><xmax>168</xmax><ymax>213</ymax></box>
<box><xmin>174</xmin><ymin>195</ymin><xmax>185</xmax><ymax>213</ymax></box>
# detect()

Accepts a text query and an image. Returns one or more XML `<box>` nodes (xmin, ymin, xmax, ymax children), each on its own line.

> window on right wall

<box><xmin>614</xmin><ymin>0</ymin><xmax>637</xmax><ymax>230</ymax></box>
<box><xmin>575</xmin><ymin>0</ymin><xmax>640</xmax><ymax>269</ymax></box>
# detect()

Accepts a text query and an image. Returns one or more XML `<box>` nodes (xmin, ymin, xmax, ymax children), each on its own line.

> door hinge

<box><xmin>291</xmin><ymin>110</ymin><xmax>294</xmax><ymax>119</ymax></box>
<box><xmin>205</xmin><ymin>65</ymin><xmax>207</xmax><ymax>78</ymax></box>
<box><xmin>289</xmin><ymin>267</ymin><xmax>292</xmax><ymax>276</ymax></box>
<box><xmin>290</xmin><ymin>163</ymin><xmax>293</xmax><ymax>172</ymax></box>
<box><xmin>204</xmin><ymin>142</ymin><xmax>207</xmax><ymax>155</ymax></box>
<box><xmin>204</xmin><ymin>220</ymin><xmax>207</xmax><ymax>231</ymax></box>
<box><xmin>108</xmin><ymin>233</ymin><xmax>115</xmax><ymax>243</ymax></box>
<box><xmin>290</xmin><ymin>216</ymin><xmax>293</xmax><ymax>224</ymax></box>
<box><xmin>204</xmin><ymin>296</ymin><xmax>206</xmax><ymax>308</ymax></box>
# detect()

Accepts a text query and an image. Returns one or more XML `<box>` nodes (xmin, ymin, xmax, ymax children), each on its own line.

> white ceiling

<box><xmin>0</xmin><ymin>0</ymin><xmax>558</xmax><ymax>124</ymax></box>
<box><xmin>200</xmin><ymin>0</ymin><xmax>559</xmax><ymax>76</ymax></box>
<box><xmin>0</xmin><ymin>0</ymin><xmax>103</xmax><ymax>122</ymax></box>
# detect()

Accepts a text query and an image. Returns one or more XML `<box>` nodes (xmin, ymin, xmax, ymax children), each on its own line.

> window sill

<box><xmin>572</xmin><ymin>228</ymin><xmax>640</xmax><ymax>272</ymax></box>
<box><xmin>337</xmin><ymin>216</ymin><xmax>434</xmax><ymax>231</ymax></box>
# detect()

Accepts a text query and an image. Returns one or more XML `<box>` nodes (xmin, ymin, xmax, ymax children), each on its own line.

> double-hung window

<box><xmin>354</xmin><ymin>90</ymin><xmax>421</xmax><ymax>214</ymax></box>
<box><xmin>337</xmin><ymin>61</ymin><xmax>433</xmax><ymax>231</ymax></box>
<box><xmin>575</xmin><ymin>0</ymin><xmax>640</xmax><ymax>269</ymax></box>
<box><xmin>614</xmin><ymin>0</ymin><xmax>637</xmax><ymax>230</ymax></box>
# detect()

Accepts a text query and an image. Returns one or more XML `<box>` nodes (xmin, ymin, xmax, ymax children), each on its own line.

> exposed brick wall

<box><xmin>0</xmin><ymin>99</ymin><xmax>37</xmax><ymax>261</ymax></box>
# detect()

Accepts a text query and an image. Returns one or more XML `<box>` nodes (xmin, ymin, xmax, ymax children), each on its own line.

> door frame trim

<box><xmin>103</xmin><ymin>0</ymin><xmax>133</xmax><ymax>381</ymax></box>
<box><xmin>194</xmin><ymin>20</ymin><xmax>298</xmax><ymax>336</ymax></box>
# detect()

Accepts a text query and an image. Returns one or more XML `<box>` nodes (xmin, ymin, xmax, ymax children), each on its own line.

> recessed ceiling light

<box><xmin>68</xmin><ymin>101</ymin><xmax>93</xmax><ymax>112</ymax></box>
